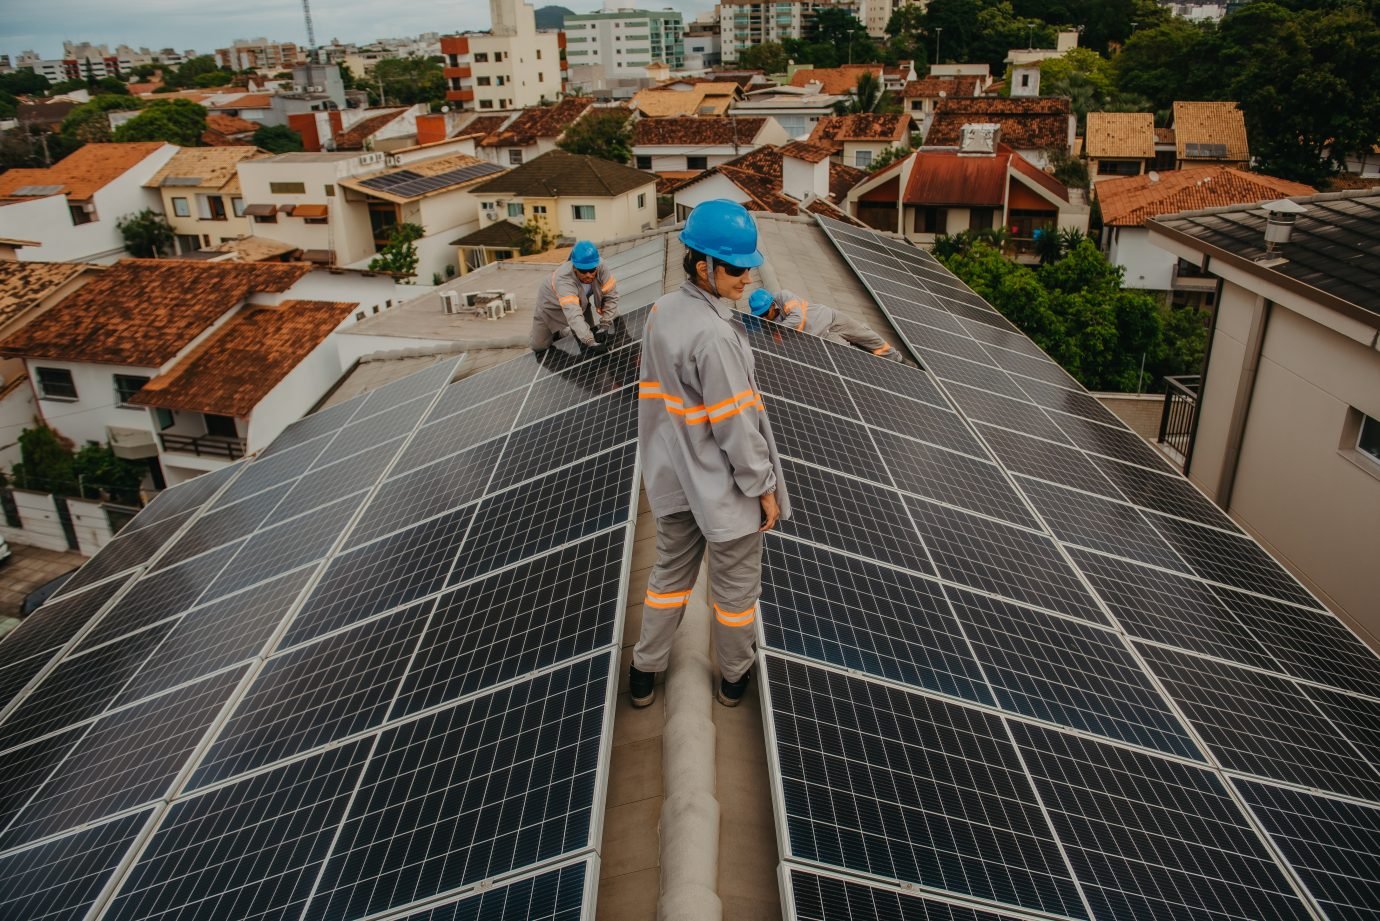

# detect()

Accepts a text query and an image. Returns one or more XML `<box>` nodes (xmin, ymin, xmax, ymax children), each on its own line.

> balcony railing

<box><xmin>1171</xmin><ymin>262</ymin><xmax>1217</xmax><ymax>291</ymax></box>
<box><xmin>160</xmin><ymin>432</ymin><xmax>247</xmax><ymax>460</ymax></box>
<box><xmin>1157</xmin><ymin>374</ymin><xmax>1200</xmax><ymax>467</ymax></box>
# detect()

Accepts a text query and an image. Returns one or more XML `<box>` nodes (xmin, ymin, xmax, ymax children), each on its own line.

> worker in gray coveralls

<box><xmin>628</xmin><ymin>199</ymin><xmax>791</xmax><ymax>709</ymax></box>
<box><xmin>748</xmin><ymin>288</ymin><xmax>903</xmax><ymax>361</ymax></box>
<box><xmin>530</xmin><ymin>240</ymin><xmax>620</xmax><ymax>354</ymax></box>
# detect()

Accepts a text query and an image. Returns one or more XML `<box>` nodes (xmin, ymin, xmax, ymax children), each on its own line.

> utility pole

<box><xmin>934</xmin><ymin>27</ymin><xmax>942</xmax><ymax>65</ymax></box>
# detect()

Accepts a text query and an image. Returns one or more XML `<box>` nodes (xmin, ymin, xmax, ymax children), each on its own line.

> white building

<box><xmin>683</xmin><ymin>29</ymin><xmax>721</xmax><ymax>70</ymax></box>
<box><xmin>731</xmin><ymin>87</ymin><xmax>846</xmax><ymax>139</ymax></box>
<box><xmin>631</xmin><ymin>116</ymin><xmax>789</xmax><ymax>175</ymax></box>
<box><xmin>718</xmin><ymin>0</ymin><xmax>862</xmax><ymax>64</ymax></box>
<box><xmin>441</xmin><ymin>0</ymin><xmax>563</xmax><ymax>113</ymax></box>
<box><xmin>1006</xmin><ymin>31</ymin><xmax>1079</xmax><ymax>98</ymax></box>
<box><xmin>0</xmin><ymin>142</ymin><xmax>177</xmax><ymax>264</ymax></box>
<box><xmin>564</xmin><ymin>7</ymin><xmax>685</xmax><ymax>78</ymax></box>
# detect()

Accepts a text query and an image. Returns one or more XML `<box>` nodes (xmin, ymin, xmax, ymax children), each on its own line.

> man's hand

<box><xmin>581</xmin><ymin>338</ymin><xmax>609</xmax><ymax>356</ymax></box>
<box><xmin>759</xmin><ymin>491</ymin><xmax>780</xmax><ymax>532</ymax></box>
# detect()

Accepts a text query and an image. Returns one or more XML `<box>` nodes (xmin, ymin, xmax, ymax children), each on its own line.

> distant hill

<box><xmin>535</xmin><ymin>6</ymin><xmax>574</xmax><ymax>29</ymax></box>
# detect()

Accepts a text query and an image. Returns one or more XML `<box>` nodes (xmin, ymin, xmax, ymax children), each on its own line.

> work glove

<box><xmin>581</xmin><ymin>338</ymin><xmax>610</xmax><ymax>356</ymax></box>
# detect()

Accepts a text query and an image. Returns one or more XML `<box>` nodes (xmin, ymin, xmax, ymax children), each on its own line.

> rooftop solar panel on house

<box><xmin>359</xmin><ymin>162</ymin><xmax>505</xmax><ymax>198</ymax></box>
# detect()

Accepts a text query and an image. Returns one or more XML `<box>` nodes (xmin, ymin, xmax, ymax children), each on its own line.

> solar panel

<box><xmin>387</xmin><ymin>858</ymin><xmax>595</xmax><ymax>920</ymax></box>
<box><xmin>358</xmin><ymin>162</ymin><xmax>505</xmax><ymax>198</ymax></box>
<box><xmin>0</xmin><ymin>810</ymin><xmax>151</xmax><ymax>921</ymax></box>
<box><xmin>788</xmin><ymin>868</ymin><xmax>1050</xmax><ymax>921</ymax></box>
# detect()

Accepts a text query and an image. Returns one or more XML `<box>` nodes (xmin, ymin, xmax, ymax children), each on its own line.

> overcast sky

<box><xmin>6</xmin><ymin>0</ymin><xmax>713</xmax><ymax>60</ymax></box>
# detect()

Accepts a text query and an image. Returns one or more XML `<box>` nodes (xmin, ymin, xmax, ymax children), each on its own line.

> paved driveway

<box><xmin>0</xmin><ymin>543</ymin><xmax>87</xmax><ymax>635</ymax></box>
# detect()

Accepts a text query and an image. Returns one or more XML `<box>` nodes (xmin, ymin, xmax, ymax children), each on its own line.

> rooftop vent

<box><xmin>1258</xmin><ymin>198</ymin><xmax>1307</xmax><ymax>263</ymax></box>
<box><xmin>958</xmin><ymin>123</ymin><xmax>1000</xmax><ymax>157</ymax></box>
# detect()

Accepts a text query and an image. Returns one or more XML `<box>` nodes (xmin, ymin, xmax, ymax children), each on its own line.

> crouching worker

<box><xmin>629</xmin><ymin>199</ymin><xmax>791</xmax><ymax>709</ymax></box>
<box><xmin>748</xmin><ymin>288</ymin><xmax>903</xmax><ymax>362</ymax></box>
<box><xmin>530</xmin><ymin>240</ymin><xmax>620</xmax><ymax>355</ymax></box>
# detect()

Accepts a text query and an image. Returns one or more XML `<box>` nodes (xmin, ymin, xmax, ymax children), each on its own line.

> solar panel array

<box><xmin>0</xmin><ymin>333</ymin><xmax>646</xmax><ymax>920</ymax></box>
<box><xmin>741</xmin><ymin>215</ymin><xmax>1380</xmax><ymax>921</ymax></box>
<box><xmin>357</xmin><ymin>162</ymin><xmax>506</xmax><ymax>199</ymax></box>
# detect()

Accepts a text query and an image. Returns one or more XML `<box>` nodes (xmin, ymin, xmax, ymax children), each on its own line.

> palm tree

<box><xmin>838</xmin><ymin>70</ymin><xmax>884</xmax><ymax>114</ymax></box>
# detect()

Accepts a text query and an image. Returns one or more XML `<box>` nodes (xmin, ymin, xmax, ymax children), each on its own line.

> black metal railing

<box><xmin>1158</xmin><ymin>374</ymin><xmax>1201</xmax><ymax>463</ymax></box>
<box><xmin>159</xmin><ymin>432</ymin><xmax>247</xmax><ymax>460</ymax></box>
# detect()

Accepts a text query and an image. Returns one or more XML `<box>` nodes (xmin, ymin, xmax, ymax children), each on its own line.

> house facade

<box><xmin>1084</xmin><ymin>112</ymin><xmax>1156</xmax><ymax>182</ymax></box>
<box><xmin>1147</xmin><ymin>191</ymin><xmax>1380</xmax><ymax>637</ymax></box>
<box><xmin>564</xmin><ymin>8</ymin><xmax>685</xmax><ymax>77</ymax></box>
<box><xmin>808</xmin><ymin>113</ymin><xmax>912</xmax><ymax>170</ymax></box>
<box><xmin>925</xmin><ymin>97</ymin><xmax>1075</xmax><ymax>170</ymax></box>
<box><xmin>0</xmin><ymin>142</ymin><xmax>177</xmax><ymax>263</ymax></box>
<box><xmin>439</xmin><ymin>0</ymin><xmax>562</xmax><ymax>112</ymax></box>
<box><xmin>145</xmin><ymin>146</ymin><xmax>266</xmax><ymax>256</ymax></box>
<box><xmin>632</xmin><ymin>116</ymin><xmax>788</xmax><ymax>175</ymax></box>
<box><xmin>731</xmin><ymin>88</ymin><xmax>845</xmax><ymax>140</ymax></box>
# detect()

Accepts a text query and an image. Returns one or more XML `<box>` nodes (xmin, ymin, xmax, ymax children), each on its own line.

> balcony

<box><xmin>159</xmin><ymin>432</ymin><xmax>247</xmax><ymax>461</ymax></box>
<box><xmin>446</xmin><ymin>89</ymin><xmax>476</xmax><ymax>103</ymax></box>
<box><xmin>1157</xmin><ymin>374</ymin><xmax>1200</xmax><ymax>468</ymax></box>
<box><xmin>444</xmin><ymin>65</ymin><xmax>472</xmax><ymax>79</ymax></box>
<box><xmin>1171</xmin><ymin>260</ymin><xmax>1217</xmax><ymax>292</ymax></box>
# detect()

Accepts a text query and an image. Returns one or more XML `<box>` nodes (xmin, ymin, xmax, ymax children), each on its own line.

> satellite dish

<box><xmin>441</xmin><ymin>105</ymin><xmax>450</xmax><ymax>113</ymax></box>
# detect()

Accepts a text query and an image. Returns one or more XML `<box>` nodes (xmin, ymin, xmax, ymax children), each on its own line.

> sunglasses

<box><xmin>716</xmin><ymin>262</ymin><xmax>750</xmax><ymax>278</ymax></box>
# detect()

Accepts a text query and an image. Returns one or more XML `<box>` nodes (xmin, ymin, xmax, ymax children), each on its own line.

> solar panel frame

<box><xmin>0</xmin><ymin>809</ymin><xmax>152</xmax><ymax>921</ymax></box>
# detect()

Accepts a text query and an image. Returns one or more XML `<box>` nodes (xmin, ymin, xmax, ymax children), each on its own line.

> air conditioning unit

<box><xmin>385</xmin><ymin>155</ymin><xmax>402</xmax><ymax>167</ymax></box>
<box><xmin>440</xmin><ymin>291</ymin><xmax>463</xmax><ymax>314</ymax></box>
<box><xmin>82</xmin><ymin>202</ymin><xmax>96</xmax><ymax>212</ymax></box>
<box><xmin>358</xmin><ymin>152</ymin><xmax>384</xmax><ymax>166</ymax></box>
<box><xmin>463</xmin><ymin>289</ymin><xmax>506</xmax><ymax>308</ymax></box>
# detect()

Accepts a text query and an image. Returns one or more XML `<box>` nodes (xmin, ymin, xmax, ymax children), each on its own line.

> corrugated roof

<box><xmin>127</xmin><ymin>299</ymin><xmax>355</xmax><ymax>415</ymax></box>
<box><xmin>471</xmin><ymin>149</ymin><xmax>654</xmax><ymax>199</ymax></box>
<box><xmin>926</xmin><ymin>98</ymin><xmax>1071</xmax><ymax>150</ymax></box>
<box><xmin>479</xmin><ymin>98</ymin><xmax>593</xmax><ymax>147</ymax></box>
<box><xmin>0</xmin><ymin>259</ymin><xmax>312</xmax><ymax>366</ymax></box>
<box><xmin>633</xmin><ymin>116</ymin><xmax>769</xmax><ymax>147</ymax></box>
<box><xmin>0</xmin><ymin>142</ymin><xmax>168</xmax><ymax>202</ymax></box>
<box><xmin>1084</xmin><ymin>112</ymin><xmax>1155</xmax><ymax>160</ymax></box>
<box><xmin>1172</xmin><ymin>101</ymin><xmax>1249</xmax><ymax>161</ymax></box>
<box><xmin>1097</xmin><ymin>167</ymin><xmax>1314</xmax><ymax>227</ymax></box>
<box><xmin>903</xmin><ymin>150</ymin><xmax>1012</xmax><ymax>207</ymax></box>
<box><xmin>145</xmin><ymin>146</ymin><xmax>265</xmax><ymax>191</ymax></box>
<box><xmin>809</xmin><ymin>114</ymin><xmax>910</xmax><ymax>145</ymax></box>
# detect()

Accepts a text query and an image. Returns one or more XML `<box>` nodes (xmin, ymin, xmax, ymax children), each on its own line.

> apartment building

<box><xmin>564</xmin><ymin>8</ymin><xmax>686</xmax><ymax>77</ymax></box>
<box><xmin>718</xmin><ymin>0</ymin><xmax>861</xmax><ymax>64</ymax></box>
<box><xmin>214</xmin><ymin>38</ymin><xmax>302</xmax><ymax>73</ymax></box>
<box><xmin>440</xmin><ymin>0</ymin><xmax>563</xmax><ymax>112</ymax></box>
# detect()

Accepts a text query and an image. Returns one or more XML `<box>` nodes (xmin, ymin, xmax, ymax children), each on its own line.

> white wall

<box><xmin>1108</xmin><ymin>226</ymin><xmax>1175</xmax><ymax>290</ymax></box>
<box><xmin>245</xmin><ymin>332</ymin><xmax>348</xmax><ymax>452</ymax></box>
<box><xmin>0</xmin><ymin>382</ymin><xmax>35</xmax><ymax>469</ymax></box>
<box><xmin>237</xmin><ymin>156</ymin><xmax>379</xmax><ymax>267</ymax></box>
<box><xmin>5</xmin><ymin>491</ymin><xmax>70</xmax><ymax>552</ymax></box>
<box><xmin>674</xmin><ymin>173</ymin><xmax>752</xmax><ymax>216</ymax></box>
<box><xmin>28</xmin><ymin>359</ymin><xmax>161</xmax><ymax>447</ymax></box>
<box><xmin>68</xmin><ymin>497</ymin><xmax>117</xmax><ymax>556</ymax></box>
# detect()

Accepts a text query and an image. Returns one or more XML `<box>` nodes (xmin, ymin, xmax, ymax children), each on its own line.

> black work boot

<box><xmin>629</xmin><ymin>664</ymin><xmax>656</xmax><ymax>708</ymax></box>
<box><xmin>717</xmin><ymin>669</ymin><xmax>751</xmax><ymax>707</ymax></box>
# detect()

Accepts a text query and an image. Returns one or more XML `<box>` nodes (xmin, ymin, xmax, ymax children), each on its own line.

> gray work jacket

<box><xmin>534</xmin><ymin>260</ymin><xmax>621</xmax><ymax>346</ymax></box>
<box><xmin>639</xmin><ymin>281</ymin><xmax>791</xmax><ymax>542</ymax></box>
<box><xmin>774</xmin><ymin>288</ymin><xmax>836</xmax><ymax>336</ymax></box>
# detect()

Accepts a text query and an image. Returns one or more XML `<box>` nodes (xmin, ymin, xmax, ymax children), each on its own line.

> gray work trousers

<box><xmin>632</xmin><ymin>510</ymin><xmax>762</xmax><ymax>683</ymax></box>
<box><xmin>830</xmin><ymin>314</ymin><xmax>904</xmax><ymax>362</ymax></box>
<box><xmin>529</xmin><ymin>303</ymin><xmax>611</xmax><ymax>351</ymax></box>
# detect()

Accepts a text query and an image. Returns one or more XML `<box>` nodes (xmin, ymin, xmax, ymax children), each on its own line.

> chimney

<box><xmin>958</xmin><ymin>123</ymin><xmax>1000</xmax><ymax>157</ymax></box>
<box><xmin>1258</xmin><ymin>198</ymin><xmax>1307</xmax><ymax>263</ymax></box>
<box><xmin>782</xmin><ymin>146</ymin><xmax>830</xmax><ymax>201</ymax></box>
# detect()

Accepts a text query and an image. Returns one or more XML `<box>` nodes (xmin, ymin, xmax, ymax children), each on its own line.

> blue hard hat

<box><xmin>571</xmin><ymin>240</ymin><xmax>600</xmax><ymax>270</ymax></box>
<box><xmin>679</xmin><ymin>199</ymin><xmax>764</xmax><ymax>269</ymax></box>
<box><xmin>748</xmin><ymin>289</ymin><xmax>774</xmax><ymax>316</ymax></box>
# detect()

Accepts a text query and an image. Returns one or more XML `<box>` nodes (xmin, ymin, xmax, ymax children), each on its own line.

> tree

<box><xmin>0</xmin><ymin>70</ymin><xmax>51</xmax><ymax>97</ymax></box>
<box><xmin>0</xmin><ymin>125</ymin><xmax>83</xmax><ymax>169</ymax></box>
<box><xmin>117</xmin><ymin>209</ymin><xmax>174</xmax><ymax>257</ymax></box>
<box><xmin>113</xmin><ymin>99</ymin><xmax>208</xmax><ymax>146</ymax></box>
<box><xmin>11</xmin><ymin>426</ymin><xmax>77</xmax><ymax>495</ymax></box>
<box><xmin>253</xmin><ymin>124</ymin><xmax>304</xmax><ymax>153</ymax></box>
<box><xmin>164</xmin><ymin>55</ymin><xmax>224</xmax><ymax>89</ymax></box>
<box><xmin>369</xmin><ymin>222</ymin><xmax>424</xmax><ymax>275</ymax></box>
<box><xmin>60</xmin><ymin>94</ymin><xmax>144</xmax><ymax>143</ymax></box>
<box><xmin>869</xmin><ymin>145</ymin><xmax>912</xmax><ymax>171</ymax></box>
<box><xmin>72</xmin><ymin>443</ymin><xmax>145</xmax><ymax>505</ymax></box>
<box><xmin>520</xmin><ymin>215</ymin><xmax>557</xmax><ymax>255</ymax></box>
<box><xmin>558</xmin><ymin>107</ymin><xmax>633</xmax><ymax>163</ymax></box>
<box><xmin>885</xmin><ymin>4</ymin><xmax>930</xmax><ymax>70</ymax></box>
<box><xmin>1113</xmin><ymin>18</ymin><xmax>1217</xmax><ymax>110</ymax></box>
<box><xmin>738</xmin><ymin>42</ymin><xmax>789</xmax><ymax>73</ymax></box>
<box><xmin>371</xmin><ymin>56</ymin><xmax>445</xmax><ymax>106</ymax></box>
<box><xmin>836</xmin><ymin>70</ymin><xmax>887</xmax><ymax>113</ymax></box>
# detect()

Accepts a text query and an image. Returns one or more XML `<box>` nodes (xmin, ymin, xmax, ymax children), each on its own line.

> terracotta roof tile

<box><xmin>1084</xmin><ymin>112</ymin><xmax>1155</xmax><ymax>160</ymax></box>
<box><xmin>780</xmin><ymin>140</ymin><xmax>833</xmax><ymax>164</ymax></box>
<box><xmin>830</xmin><ymin>162</ymin><xmax>869</xmax><ymax>201</ymax></box>
<box><xmin>0</xmin><ymin>262</ymin><xmax>98</xmax><ymax>330</ymax></box>
<box><xmin>788</xmin><ymin>65</ymin><xmax>882</xmax><ymax>96</ymax></box>
<box><xmin>0</xmin><ymin>259</ymin><xmax>313</xmax><ymax>366</ymax></box>
<box><xmin>471</xmin><ymin>149</ymin><xmax>654</xmax><ymax>198</ymax></box>
<box><xmin>901</xmin><ymin>76</ymin><xmax>981</xmax><ymax>99</ymax></box>
<box><xmin>1155</xmin><ymin>127</ymin><xmax>1176</xmax><ymax>145</ymax></box>
<box><xmin>127</xmin><ymin>299</ymin><xmax>355</xmax><ymax>416</ymax></box>
<box><xmin>458</xmin><ymin>114</ymin><xmax>512</xmax><ymax>140</ymax></box>
<box><xmin>334</xmin><ymin>109</ymin><xmax>409</xmax><ymax>150</ymax></box>
<box><xmin>480</xmin><ymin>98</ymin><xmax>593</xmax><ymax>147</ymax></box>
<box><xmin>1172</xmin><ymin>101</ymin><xmax>1249</xmax><ymax>161</ymax></box>
<box><xmin>0</xmin><ymin>142</ymin><xmax>167</xmax><ymax>202</ymax></box>
<box><xmin>673</xmin><ymin>144</ymin><xmax>868</xmax><ymax>221</ymax></box>
<box><xmin>146</xmin><ymin>146</ymin><xmax>264</xmax><ymax>191</ymax></box>
<box><xmin>1096</xmin><ymin>167</ymin><xmax>1314</xmax><ymax>226</ymax></box>
<box><xmin>633</xmin><ymin>116</ymin><xmax>768</xmax><ymax>146</ymax></box>
<box><xmin>210</xmin><ymin>92</ymin><xmax>273</xmax><ymax>110</ymax></box>
<box><xmin>809</xmin><ymin>114</ymin><xmax>910</xmax><ymax>145</ymax></box>
<box><xmin>926</xmin><ymin>97</ymin><xmax>1071</xmax><ymax>150</ymax></box>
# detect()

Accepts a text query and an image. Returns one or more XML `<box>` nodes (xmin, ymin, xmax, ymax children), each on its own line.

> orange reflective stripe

<box><xmin>784</xmin><ymin>300</ymin><xmax>807</xmax><ymax>331</ymax></box>
<box><xmin>706</xmin><ymin>390</ymin><xmax>764</xmax><ymax>423</ymax></box>
<box><xmin>601</xmin><ymin>275</ymin><xmax>617</xmax><ymax>292</ymax></box>
<box><xmin>559</xmin><ymin>295</ymin><xmax>580</xmax><ymax>306</ymax></box>
<box><xmin>646</xmin><ymin>588</ymin><xmax>692</xmax><ymax>609</ymax></box>
<box><xmin>704</xmin><ymin>388</ymin><xmax>755</xmax><ymax>414</ymax></box>
<box><xmin>873</xmin><ymin>344</ymin><xmax>892</xmax><ymax>355</ymax></box>
<box><xmin>714</xmin><ymin>603</ymin><xmax>756</xmax><ymax>627</ymax></box>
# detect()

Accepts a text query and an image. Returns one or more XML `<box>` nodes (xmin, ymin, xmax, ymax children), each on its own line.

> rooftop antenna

<box><xmin>302</xmin><ymin>0</ymin><xmax>317</xmax><ymax>63</ymax></box>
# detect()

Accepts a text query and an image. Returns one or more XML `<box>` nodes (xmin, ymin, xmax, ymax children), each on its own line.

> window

<box><xmin>537</xmin><ymin>49</ymin><xmax>542</xmax><ymax>60</ymax></box>
<box><xmin>572</xmin><ymin>204</ymin><xmax>595</xmax><ymax>221</ymax></box>
<box><xmin>855</xmin><ymin>149</ymin><xmax>873</xmax><ymax>168</ymax></box>
<box><xmin>231</xmin><ymin>197</ymin><xmax>246</xmax><ymax>217</ymax></box>
<box><xmin>477</xmin><ymin>76</ymin><xmax>491</xmax><ymax>86</ymax></box>
<box><xmin>269</xmin><ymin>181</ymin><xmax>306</xmax><ymax>194</ymax></box>
<box><xmin>324</xmin><ymin>184</ymin><xmax>335</xmax><ymax>196</ymax></box>
<box><xmin>69</xmin><ymin>204</ymin><xmax>94</xmax><ymax>225</ymax></box>
<box><xmin>253</xmin><ymin>212</ymin><xmax>277</xmax><ymax>224</ymax></box>
<box><xmin>304</xmin><ymin>215</ymin><xmax>328</xmax><ymax>225</ymax></box>
<box><xmin>508</xmin><ymin>149</ymin><xmax>523</xmax><ymax>165</ymax></box>
<box><xmin>155</xmin><ymin>408</ymin><xmax>173</xmax><ymax>430</ymax></box>
<box><xmin>1020</xmin><ymin>73</ymin><xmax>1030</xmax><ymax>88</ymax></box>
<box><xmin>482</xmin><ymin>200</ymin><xmax>497</xmax><ymax>214</ymax></box>
<box><xmin>479</xmin><ymin>99</ymin><xmax>494</xmax><ymax>109</ymax></box>
<box><xmin>532</xmin><ymin>204</ymin><xmax>547</xmax><ymax>215</ymax></box>
<box><xmin>686</xmin><ymin>155</ymin><xmax>708</xmax><ymax>170</ymax></box>
<box><xmin>176</xmin><ymin>233</ymin><xmax>200</xmax><ymax>254</ymax></box>
<box><xmin>206</xmin><ymin>195</ymin><xmax>227</xmax><ymax>220</ymax></box>
<box><xmin>204</xmin><ymin>414</ymin><xmax>238</xmax><ymax>439</ymax></box>
<box><xmin>36</xmin><ymin>367</ymin><xmax>77</xmax><ymax>400</ymax></box>
<box><xmin>1098</xmin><ymin>159</ymin><xmax>1142</xmax><ymax>176</ymax></box>
<box><xmin>1359</xmin><ymin>414</ymin><xmax>1380</xmax><ymax>464</ymax></box>
<box><xmin>114</xmin><ymin>374</ymin><xmax>149</xmax><ymax>407</ymax></box>
<box><xmin>495</xmin><ymin>75</ymin><xmax>506</xmax><ymax>86</ymax></box>
<box><xmin>473</xmin><ymin>52</ymin><xmax>489</xmax><ymax>62</ymax></box>
<box><xmin>537</xmin><ymin>72</ymin><xmax>543</xmax><ymax>82</ymax></box>
<box><xmin>969</xmin><ymin>208</ymin><xmax>995</xmax><ymax>231</ymax></box>
<box><xmin>507</xmin><ymin>202</ymin><xmax>525</xmax><ymax>218</ymax></box>
<box><xmin>635</xmin><ymin>155</ymin><xmax>652</xmax><ymax>170</ymax></box>
<box><xmin>172</xmin><ymin>197</ymin><xmax>191</xmax><ymax>217</ymax></box>
<box><xmin>356</xmin><ymin>310</ymin><xmax>366</xmax><ymax>321</ymax></box>
<box><xmin>913</xmin><ymin>206</ymin><xmax>948</xmax><ymax>234</ymax></box>
<box><xmin>638</xmin><ymin>192</ymin><xmax>647</xmax><ymax>209</ymax></box>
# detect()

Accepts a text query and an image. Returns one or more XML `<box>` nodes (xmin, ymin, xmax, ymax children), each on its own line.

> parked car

<box><xmin>21</xmin><ymin>569</ymin><xmax>76</xmax><ymax>616</ymax></box>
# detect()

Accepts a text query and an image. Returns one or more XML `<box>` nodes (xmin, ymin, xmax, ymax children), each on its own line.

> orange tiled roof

<box><xmin>780</xmin><ymin>140</ymin><xmax>833</xmax><ymax>164</ymax></box>
<box><xmin>480</xmin><ymin>98</ymin><xmax>593</xmax><ymax>147</ymax></box>
<box><xmin>788</xmin><ymin>65</ymin><xmax>881</xmax><ymax>96</ymax></box>
<box><xmin>146</xmin><ymin>146</ymin><xmax>264</xmax><ymax>191</ymax></box>
<box><xmin>335</xmin><ymin>109</ymin><xmax>409</xmax><ymax>151</ymax></box>
<box><xmin>809</xmin><ymin>114</ymin><xmax>910</xmax><ymax>145</ymax></box>
<box><xmin>1172</xmin><ymin>101</ymin><xmax>1249</xmax><ymax>161</ymax></box>
<box><xmin>901</xmin><ymin>76</ymin><xmax>981</xmax><ymax>99</ymax></box>
<box><xmin>1155</xmin><ymin>127</ymin><xmax>1176</xmax><ymax>145</ymax></box>
<box><xmin>926</xmin><ymin>97</ymin><xmax>1072</xmax><ymax>150</ymax></box>
<box><xmin>0</xmin><ymin>261</ymin><xmax>98</xmax><ymax>330</ymax></box>
<box><xmin>630</xmin><ymin>84</ymin><xmax>738</xmax><ymax>117</ymax></box>
<box><xmin>210</xmin><ymin>93</ymin><xmax>273</xmax><ymax>109</ymax></box>
<box><xmin>633</xmin><ymin>116</ymin><xmax>769</xmax><ymax>147</ymax></box>
<box><xmin>128</xmin><ymin>299</ymin><xmax>355</xmax><ymax>415</ymax></box>
<box><xmin>0</xmin><ymin>142</ymin><xmax>167</xmax><ymax>202</ymax></box>
<box><xmin>0</xmin><ymin>259</ymin><xmax>313</xmax><ymax>366</ymax></box>
<box><xmin>1084</xmin><ymin>112</ymin><xmax>1155</xmax><ymax>160</ymax></box>
<box><xmin>206</xmin><ymin>113</ymin><xmax>260</xmax><ymax>135</ymax></box>
<box><xmin>1096</xmin><ymin>166</ymin><xmax>1314</xmax><ymax>227</ymax></box>
<box><xmin>670</xmin><ymin>144</ymin><xmax>868</xmax><ymax>225</ymax></box>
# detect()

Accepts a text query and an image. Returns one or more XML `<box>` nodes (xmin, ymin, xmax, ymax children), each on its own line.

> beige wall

<box><xmin>160</xmin><ymin>187</ymin><xmax>254</xmax><ymax>250</ymax></box>
<box><xmin>1191</xmin><ymin>280</ymin><xmax>1380</xmax><ymax>640</ymax></box>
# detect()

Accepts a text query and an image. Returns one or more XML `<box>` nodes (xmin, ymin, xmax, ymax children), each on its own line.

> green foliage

<box><xmin>869</xmin><ymin>145</ymin><xmax>913</xmax><ymax>171</ymax></box>
<box><xmin>1113</xmin><ymin>18</ymin><xmax>1218</xmax><ymax>110</ymax></box>
<box><xmin>558</xmin><ymin>107</ymin><xmax>633</xmax><ymax>163</ymax></box>
<box><xmin>72</xmin><ymin>443</ymin><xmax>145</xmax><ymax>504</ymax></box>
<box><xmin>371</xmin><ymin>56</ymin><xmax>445</xmax><ymax>106</ymax></box>
<box><xmin>737</xmin><ymin>42</ymin><xmax>789</xmax><ymax>73</ymax></box>
<box><xmin>1047</xmin><ymin>146</ymin><xmax>1090</xmax><ymax>189</ymax></box>
<box><xmin>369</xmin><ymin>222</ymin><xmax>424</xmax><ymax>275</ymax></box>
<box><xmin>113</xmin><ymin>98</ymin><xmax>207</xmax><ymax>146</ymax></box>
<box><xmin>885</xmin><ymin>5</ymin><xmax>931</xmax><ymax>70</ymax></box>
<box><xmin>520</xmin><ymin>215</ymin><xmax>558</xmax><ymax>256</ymax></box>
<box><xmin>163</xmin><ymin>55</ymin><xmax>231</xmax><ymax>89</ymax></box>
<box><xmin>0</xmin><ymin>91</ymin><xmax>17</xmax><ymax>120</ymax></box>
<box><xmin>60</xmin><ymin>94</ymin><xmax>144</xmax><ymax>143</ymax></box>
<box><xmin>0</xmin><ymin>70</ymin><xmax>51</xmax><ymax>97</ymax></box>
<box><xmin>117</xmin><ymin>209</ymin><xmax>174</xmax><ymax>258</ymax></box>
<box><xmin>13</xmin><ymin>426</ymin><xmax>76</xmax><ymax>495</ymax></box>
<box><xmin>787</xmin><ymin>7</ymin><xmax>882</xmax><ymax>66</ymax></box>
<box><xmin>0</xmin><ymin>125</ymin><xmax>83</xmax><ymax>169</ymax></box>
<box><xmin>253</xmin><ymin>124</ymin><xmax>304</xmax><ymax>153</ymax></box>
<box><xmin>922</xmin><ymin>0</ymin><xmax>1056</xmax><ymax>71</ymax></box>
<box><xmin>836</xmin><ymin>70</ymin><xmax>889</xmax><ymax>114</ymax></box>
